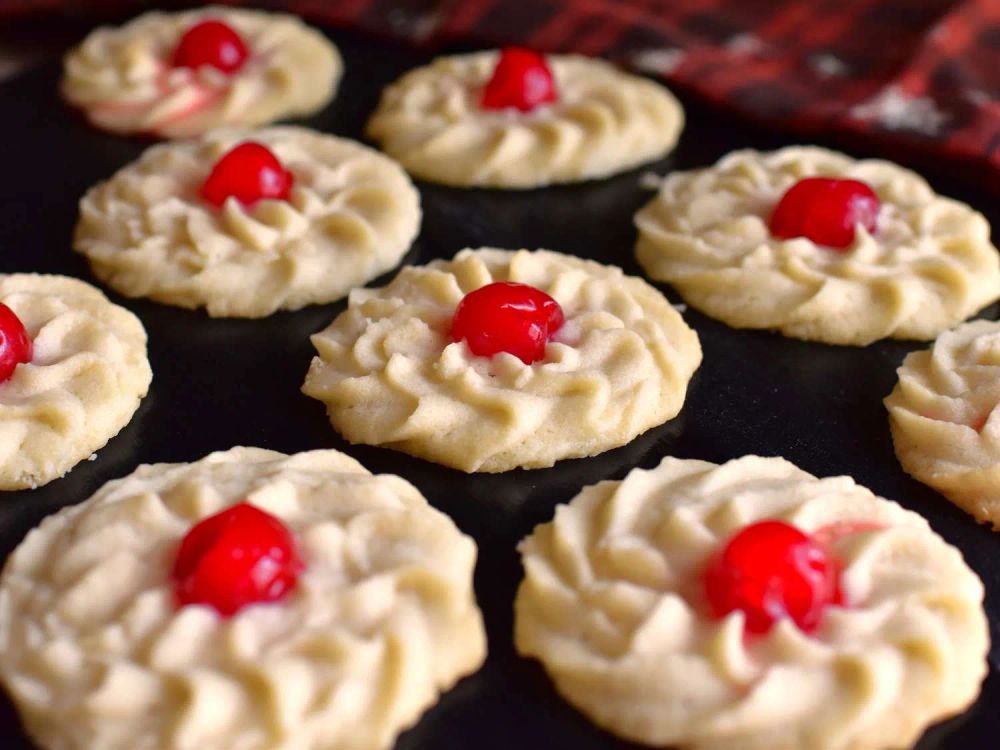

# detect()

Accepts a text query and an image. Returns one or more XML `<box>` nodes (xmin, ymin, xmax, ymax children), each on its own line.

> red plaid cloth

<box><xmin>7</xmin><ymin>0</ymin><xmax>1000</xmax><ymax>192</ymax></box>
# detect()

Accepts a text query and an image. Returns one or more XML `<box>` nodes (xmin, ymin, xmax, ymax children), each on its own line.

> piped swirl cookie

<box><xmin>74</xmin><ymin>126</ymin><xmax>422</xmax><ymax>318</ymax></box>
<box><xmin>302</xmin><ymin>248</ymin><xmax>702</xmax><ymax>472</ymax></box>
<box><xmin>635</xmin><ymin>146</ymin><xmax>1000</xmax><ymax>345</ymax></box>
<box><xmin>62</xmin><ymin>6</ymin><xmax>342</xmax><ymax>139</ymax></box>
<box><xmin>886</xmin><ymin>319</ymin><xmax>1000</xmax><ymax>527</ymax></box>
<box><xmin>0</xmin><ymin>274</ymin><xmax>150</xmax><ymax>490</ymax></box>
<box><xmin>515</xmin><ymin>455</ymin><xmax>989</xmax><ymax>750</ymax></box>
<box><xmin>366</xmin><ymin>48</ymin><xmax>684</xmax><ymax>188</ymax></box>
<box><xmin>0</xmin><ymin>447</ymin><xmax>486</xmax><ymax>750</ymax></box>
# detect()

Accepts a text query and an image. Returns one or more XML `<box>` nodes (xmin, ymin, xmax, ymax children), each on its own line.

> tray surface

<box><xmin>0</xmin><ymin>27</ymin><xmax>998</xmax><ymax>750</ymax></box>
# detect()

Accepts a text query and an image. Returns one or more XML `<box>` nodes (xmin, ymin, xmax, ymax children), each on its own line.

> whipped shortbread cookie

<box><xmin>0</xmin><ymin>447</ymin><xmax>486</xmax><ymax>750</ymax></box>
<box><xmin>886</xmin><ymin>319</ymin><xmax>1000</xmax><ymax>527</ymax></box>
<box><xmin>515</xmin><ymin>455</ymin><xmax>989</xmax><ymax>750</ymax></box>
<box><xmin>74</xmin><ymin>126</ymin><xmax>421</xmax><ymax>318</ymax></box>
<box><xmin>635</xmin><ymin>146</ymin><xmax>1000</xmax><ymax>345</ymax></box>
<box><xmin>62</xmin><ymin>6</ymin><xmax>342</xmax><ymax>139</ymax></box>
<box><xmin>0</xmin><ymin>274</ymin><xmax>150</xmax><ymax>490</ymax></box>
<box><xmin>366</xmin><ymin>48</ymin><xmax>684</xmax><ymax>188</ymax></box>
<box><xmin>303</xmin><ymin>248</ymin><xmax>702</xmax><ymax>472</ymax></box>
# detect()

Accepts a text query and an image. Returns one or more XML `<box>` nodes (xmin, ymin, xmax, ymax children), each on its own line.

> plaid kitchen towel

<box><xmin>6</xmin><ymin>0</ymin><xmax>1000</xmax><ymax>191</ymax></box>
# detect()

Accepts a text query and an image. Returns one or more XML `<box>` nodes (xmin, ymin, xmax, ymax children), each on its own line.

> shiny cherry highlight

<box><xmin>703</xmin><ymin>520</ymin><xmax>841</xmax><ymax>635</ymax></box>
<box><xmin>449</xmin><ymin>281</ymin><xmax>565</xmax><ymax>364</ymax></box>
<box><xmin>171</xmin><ymin>502</ymin><xmax>303</xmax><ymax>617</ymax></box>
<box><xmin>200</xmin><ymin>142</ymin><xmax>294</xmax><ymax>208</ymax></box>
<box><xmin>481</xmin><ymin>47</ymin><xmax>557</xmax><ymax>112</ymax></box>
<box><xmin>172</xmin><ymin>19</ymin><xmax>250</xmax><ymax>74</ymax></box>
<box><xmin>0</xmin><ymin>303</ymin><xmax>32</xmax><ymax>384</ymax></box>
<box><xmin>769</xmin><ymin>177</ymin><xmax>880</xmax><ymax>249</ymax></box>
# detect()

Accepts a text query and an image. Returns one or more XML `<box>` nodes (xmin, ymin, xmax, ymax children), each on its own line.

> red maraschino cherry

<box><xmin>769</xmin><ymin>177</ymin><xmax>880</xmax><ymax>249</ymax></box>
<box><xmin>481</xmin><ymin>47</ymin><xmax>558</xmax><ymax>112</ymax></box>
<box><xmin>0</xmin><ymin>303</ymin><xmax>32</xmax><ymax>383</ymax></box>
<box><xmin>171</xmin><ymin>502</ymin><xmax>303</xmax><ymax>617</ymax></box>
<box><xmin>200</xmin><ymin>142</ymin><xmax>294</xmax><ymax>208</ymax></box>
<box><xmin>703</xmin><ymin>520</ymin><xmax>841</xmax><ymax>635</ymax></box>
<box><xmin>172</xmin><ymin>19</ymin><xmax>250</xmax><ymax>74</ymax></box>
<box><xmin>449</xmin><ymin>281</ymin><xmax>565</xmax><ymax>364</ymax></box>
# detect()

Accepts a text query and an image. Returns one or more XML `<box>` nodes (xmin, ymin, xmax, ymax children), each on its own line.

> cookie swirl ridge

<box><xmin>0</xmin><ymin>447</ymin><xmax>486</xmax><ymax>750</ymax></box>
<box><xmin>0</xmin><ymin>274</ymin><xmax>150</xmax><ymax>490</ymax></box>
<box><xmin>366</xmin><ymin>51</ymin><xmax>684</xmax><ymax>188</ymax></box>
<box><xmin>302</xmin><ymin>248</ymin><xmax>702</xmax><ymax>472</ymax></box>
<box><xmin>886</xmin><ymin>319</ymin><xmax>1000</xmax><ymax>526</ymax></box>
<box><xmin>635</xmin><ymin>146</ymin><xmax>1000</xmax><ymax>345</ymax></box>
<box><xmin>74</xmin><ymin>127</ymin><xmax>422</xmax><ymax>318</ymax></box>
<box><xmin>62</xmin><ymin>6</ymin><xmax>342</xmax><ymax>139</ymax></box>
<box><xmin>515</xmin><ymin>455</ymin><xmax>989</xmax><ymax>750</ymax></box>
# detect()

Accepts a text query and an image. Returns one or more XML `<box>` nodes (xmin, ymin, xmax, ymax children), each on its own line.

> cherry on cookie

<box><xmin>481</xmin><ymin>48</ymin><xmax>557</xmax><ymax>112</ymax></box>
<box><xmin>0</xmin><ymin>303</ymin><xmax>32</xmax><ymax>384</ymax></box>
<box><xmin>449</xmin><ymin>281</ymin><xmax>564</xmax><ymax>365</ymax></box>
<box><xmin>769</xmin><ymin>177</ymin><xmax>880</xmax><ymax>249</ymax></box>
<box><xmin>172</xmin><ymin>19</ymin><xmax>250</xmax><ymax>74</ymax></box>
<box><xmin>703</xmin><ymin>520</ymin><xmax>842</xmax><ymax>635</ymax></box>
<box><xmin>200</xmin><ymin>141</ymin><xmax>294</xmax><ymax>208</ymax></box>
<box><xmin>171</xmin><ymin>502</ymin><xmax>303</xmax><ymax>617</ymax></box>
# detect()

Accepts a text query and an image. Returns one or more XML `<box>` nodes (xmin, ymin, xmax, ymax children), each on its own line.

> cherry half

<box><xmin>171</xmin><ymin>502</ymin><xmax>303</xmax><ymax>617</ymax></box>
<box><xmin>703</xmin><ymin>520</ymin><xmax>841</xmax><ymax>635</ymax></box>
<box><xmin>481</xmin><ymin>47</ymin><xmax>558</xmax><ymax>112</ymax></box>
<box><xmin>200</xmin><ymin>142</ymin><xmax>294</xmax><ymax>208</ymax></box>
<box><xmin>0</xmin><ymin>303</ymin><xmax>32</xmax><ymax>384</ymax></box>
<box><xmin>769</xmin><ymin>177</ymin><xmax>880</xmax><ymax>249</ymax></box>
<box><xmin>449</xmin><ymin>281</ymin><xmax>565</xmax><ymax>364</ymax></box>
<box><xmin>172</xmin><ymin>19</ymin><xmax>250</xmax><ymax>74</ymax></box>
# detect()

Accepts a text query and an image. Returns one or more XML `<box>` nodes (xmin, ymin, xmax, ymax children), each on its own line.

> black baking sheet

<box><xmin>0</xmin><ymin>26</ymin><xmax>997</xmax><ymax>750</ymax></box>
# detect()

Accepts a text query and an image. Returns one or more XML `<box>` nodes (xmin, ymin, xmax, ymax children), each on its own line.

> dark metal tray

<box><xmin>0</xmin><ymin>26</ymin><xmax>997</xmax><ymax>750</ymax></box>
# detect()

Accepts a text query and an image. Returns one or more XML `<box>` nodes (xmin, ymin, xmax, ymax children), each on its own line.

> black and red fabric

<box><xmin>7</xmin><ymin>0</ymin><xmax>1000</xmax><ymax>191</ymax></box>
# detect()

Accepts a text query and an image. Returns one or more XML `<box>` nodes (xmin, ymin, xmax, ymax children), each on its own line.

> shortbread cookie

<box><xmin>0</xmin><ymin>274</ymin><xmax>150</xmax><ymax>490</ymax></box>
<box><xmin>62</xmin><ymin>6</ymin><xmax>342</xmax><ymax>139</ymax></box>
<box><xmin>885</xmin><ymin>319</ymin><xmax>1000</xmax><ymax>527</ymax></box>
<box><xmin>515</xmin><ymin>455</ymin><xmax>989</xmax><ymax>750</ymax></box>
<box><xmin>74</xmin><ymin>126</ymin><xmax>421</xmax><ymax>318</ymax></box>
<box><xmin>303</xmin><ymin>248</ymin><xmax>702</xmax><ymax>472</ymax></box>
<box><xmin>366</xmin><ymin>49</ymin><xmax>684</xmax><ymax>188</ymax></box>
<box><xmin>0</xmin><ymin>447</ymin><xmax>486</xmax><ymax>750</ymax></box>
<box><xmin>635</xmin><ymin>146</ymin><xmax>1000</xmax><ymax>345</ymax></box>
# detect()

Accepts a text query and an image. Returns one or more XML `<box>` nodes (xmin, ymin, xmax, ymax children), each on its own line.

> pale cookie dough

<box><xmin>0</xmin><ymin>274</ymin><xmax>150</xmax><ymax>490</ymax></box>
<box><xmin>74</xmin><ymin>126</ymin><xmax>422</xmax><ymax>318</ymax></box>
<box><xmin>302</xmin><ymin>248</ymin><xmax>702</xmax><ymax>472</ymax></box>
<box><xmin>0</xmin><ymin>447</ymin><xmax>486</xmax><ymax>750</ymax></box>
<box><xmin>62</xmin><ymin>6</ymin><xmax>342</xmax><ymax>139</ymax></box>
<box><xmin>635</xmin><ymin>146</ymin><xmax>1000</xmax><ymax>345</ymax></box>
<box><xmin>515</xmin><ymin>455</ymin><xmax>989</xmax><ymax>750</ymax></box>
<box><xmin>365</xmin><ymin>51</ymin><xmax>684</xmax><ymax>188</ymax></box>
<box><xmin>885</xmin><ymin>318</ymin><xmax>1000</xmax><ymax>527</ymax></box>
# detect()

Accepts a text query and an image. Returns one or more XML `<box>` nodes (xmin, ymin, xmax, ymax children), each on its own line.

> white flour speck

<box><xmin>673</xmin><ymin>303</ymin><xmax>688</xmax><ymax>313</ymax></box>
<box><xmin>849</xmin><ymin>85</ymin><xmax>948</xmax><ymax>135</ymax></box>
<box><xmin>631</xmin><ymin>48</ymin><xmax>686</xmax><ymax>76</ymax></box>
<box><xmin>810</xmin><ymin>53</ymin><xmax>848</xmax><ymax>78</ymax></box>
<box><xmin>87</xmin><ymin>453</ymin><xmax>98</xmax><ymax>462</ymax></box>
<box><xmin>724</xmin><ymin>33</ymin><xmax>764</xmax><ymax>55</ymax></box>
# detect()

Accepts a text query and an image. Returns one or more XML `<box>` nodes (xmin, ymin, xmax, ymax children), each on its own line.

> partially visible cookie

<box><xmin>303</xmin><ymin>247</ymin><xmax>702</xmax><ymax>472</ymax></box>
<box><xmin>886</xmin><ymin>319</ymin><xmax>1000</xmax><ymax>527</ymax></box>
<box><xmin>366</xmin><ymin>49</ymin><xmax>684</xmax><ymax>188</ymax></box>
<box><xmin>635</xmin><ymin>146</ymin><xmax>1000</xmax><ymax>345</ymax></box>
<box><xmin>515</xmin><ymin>455</ymin><xmax>989</xmax><ymax>750</ymax></box>
<box><xmin>0</xmin><ymin>447</ymin><xmax>486</xmax><ymax>750</ymax></box>
<box><xmin>0</xmin><ymin>274</ymin><xmax>151</xmax><ymax>490</ymax></box>
<box><xmin>62</xmin><ymin>6</ymin><xmax>342</xmax><ymax>139</ymax></box>
<box><xmin>74</xmin><ymin>126</ymin><xmax>421</xmax><ymax>318</ymax></box>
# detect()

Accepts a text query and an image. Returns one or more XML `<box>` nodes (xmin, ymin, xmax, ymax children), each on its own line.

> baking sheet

<box><xmin>0</xmin><ymin>27</ymin><xmax>997</xmax><ymax>749</ymax></box>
